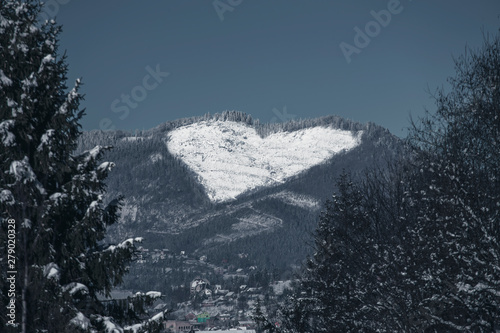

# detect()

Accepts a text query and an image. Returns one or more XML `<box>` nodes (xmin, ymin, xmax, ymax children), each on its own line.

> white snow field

<box><xmin>167</xmin><ymin>120</ymin><xmax>362</xmax><ymax>203</ymax></box>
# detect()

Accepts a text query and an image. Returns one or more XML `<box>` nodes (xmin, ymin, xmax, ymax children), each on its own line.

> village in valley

<box><xmin>110</xmin><ymin>246</ymin><xmax>295</xmax><ymax>332</ymax></box>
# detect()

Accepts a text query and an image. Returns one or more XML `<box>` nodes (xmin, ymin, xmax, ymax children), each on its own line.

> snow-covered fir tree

<box><xmin>0</xmin><ymin>1</ymin><xmax>162</xmax><ymax>332</ymax></box>
<box><xmin>266</xmin><ymin>173</ymin><xmax>382</xmax><ymax>332</ymax></box>
<box><xmin>299</xmin><ymin>173</ymin><xmax>375</xmax><ymax>332</ymax></box>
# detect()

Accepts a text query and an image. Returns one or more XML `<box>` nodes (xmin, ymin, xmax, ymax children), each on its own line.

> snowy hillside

<box><xmin>167</xmin><ymin>120</ymin><xmax>362</xmax><ymax>202</ymax></box>
<box><xmin>76</xmin><ymin>113</ymin><xmax>401</xmax><ymax>278</ymax></box>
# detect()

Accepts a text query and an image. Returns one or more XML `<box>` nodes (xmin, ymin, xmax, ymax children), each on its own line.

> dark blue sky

<box><xmin>52</xmin><ymin>1</ymin><xmax>500</xmax><ymax>137</ymax></box>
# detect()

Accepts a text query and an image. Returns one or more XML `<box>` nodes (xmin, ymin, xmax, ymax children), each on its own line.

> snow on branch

<box><xmin>98</xmin><ymin>316</ymin><xmax>124</xmax><ymax>333</ymax></box>
<box><xmin>57</xmin><ymin>79</ymin><xmax>81</xmax><ymax>115</ymax></box>
<box><xmin>38</xmin><ymin>54</ymin><xmax>55</xmax><ymax>73</ymax></box>
<box><xmin>37</xmin><ymin>129</ymin><xmax>55</xmax><ymax>151</ymax></box>
<box><xmin>84</xmin><ymin>194</ymin><xmax>104</xmax><ymax>217</ymax></box>
<box><xmin>49</xmin><ymin>192</ymin><xmax>66</xmax><ymax>203</ymax></box>
<box><xmin>0</xmin><ymin>189</ymin><xmax>15</xmax><ymax>205</ymax></box>
<box><xmin>70</xmin><ymin>312</ymin><xmax>91</xmax><ymax>331</ymax></box>
<box><xmin>0</xmin><ymin>69</ymin><xmax>13</xmax><ymax>86</ymax></box>
<box><xmin>104</xmin><ymin>237</ymin><xmax>143</xmax><ymax>253</ymax></box>
<box><xmin>77</xmin><ymin>145</ymin><xmax>113</xmax><ymax>172</ymax></box>
<box><xmin>132</xmin><ymin>291</ymin><xmax>162</xmax><ymax>300</ymax></box>
<box><xmin>85</xmin><ymin>146</ymin><xmax>103</xmax><ymax>161</ymax></box>
<box><xmin>97</xmin><ymin>161</ymin><xmax>115</xmax><ymax>173</ymax></box>
<box><xmin>0</xmin><ymin>12</ymin><xmax>13</xmax><ymax>29</ymax></box>
<box><xmin>43</xmin><ymin>262</ymin><xmax>60</xmax><ymax>281</ymax></box>
<box><xmin>0</xmin><ymin>120</ymin><xmax>15</xmax><ymax>146</ymax></box>
<box><xmin>9</xmin><ymin>156</ymin><xmax>46</xmax><ymax>194</ymax></box>
<box><xmin>62</xmin><ymin>282</ymin><xmax>89</xmax><ymax>296</ymax></box>
<box><xmin>21</xmin><ymin>72</ymin><xmax>37</xmax><ymax>89</ymax></box>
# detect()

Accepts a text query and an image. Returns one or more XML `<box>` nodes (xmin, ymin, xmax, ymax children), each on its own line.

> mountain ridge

<box><xmin>76</xmin><ymin>112</ymin><xmax>402</xmax><ymax>280</ymax></box>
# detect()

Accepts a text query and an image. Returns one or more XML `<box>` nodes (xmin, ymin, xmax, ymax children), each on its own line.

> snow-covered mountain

<box><xmin>167</xmin><ymin>120</ymin><xmax>362</xmax><ymax>202</ymax></box>
<box><xmin>77</xmin><ymin>113</ymin><xmax>401</xmax><ymax>281</ymax></box>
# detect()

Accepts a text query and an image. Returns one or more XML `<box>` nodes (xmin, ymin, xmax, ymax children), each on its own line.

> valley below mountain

<box><xmin>77</xmin><ymin>112</ymin><xmax>401</xmax><ymax>293</ymax></box>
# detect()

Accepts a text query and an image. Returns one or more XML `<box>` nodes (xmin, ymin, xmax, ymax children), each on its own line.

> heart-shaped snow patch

<box><xmin>167</xmin><ymin>120</ymin><xmax>362</xmax><ymax>202</ymax></box>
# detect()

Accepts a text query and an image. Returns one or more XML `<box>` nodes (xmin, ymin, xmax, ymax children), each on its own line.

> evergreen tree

<box><xmin>0</xmin><ymin>1</ymin><xmax>156</xmax><ymax>332</ymax></box>
<box><xmin>405</xmin><ymin>31</ymin><xmax>500</xmax><ymax>331</ymax></box>
<box><xmin>272</xmin><ymin>173</ymin><xmax>383</xmax><ymax>332</ymax></box>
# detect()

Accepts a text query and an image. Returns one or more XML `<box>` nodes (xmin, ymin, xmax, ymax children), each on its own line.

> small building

<box><xmin>219</xmin><ymin>313</ymin><xmax>231</xmax><ymax>322</ymax></box>
<box><xmin>164</xmin><ymin>320</ymin><xmax>192</xmax><ymax>333</ymax></box>
<box><xmin>197</xmin><ymin>312</ymin><xmax>210</xmax><ymax>323</ymax></box>
<box><xmin>238</xmin><ymin>320</ymin><xmax>256</xmax><ymax>329</ymax></box>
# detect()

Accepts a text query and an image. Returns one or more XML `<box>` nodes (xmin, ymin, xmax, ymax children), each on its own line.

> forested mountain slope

<box><xmin>77</xmin><ymin>112</ymin><xmax>402</xmax><ymax>269</ymax></box>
